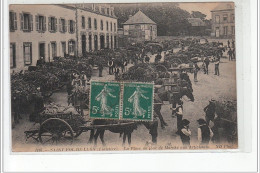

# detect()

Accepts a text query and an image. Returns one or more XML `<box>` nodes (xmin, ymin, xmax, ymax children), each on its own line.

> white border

<box><xmin>2</xmin><ymin>0</ymin><xmax>258</xmax><ymax>172</ymax></box>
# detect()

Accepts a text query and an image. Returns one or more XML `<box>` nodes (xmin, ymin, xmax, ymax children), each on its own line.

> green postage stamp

<box><xmin>90</xmin><ymin>81</ymin><xmax>121</xmax><ymax>119</ymax></box>
<box><xmin>122</xmin><ymin>83</ymin><xmax>154</xmax><ymax>121</ymax></box>
<box><xmin>90</xmin><ymin>81</ymin><xmax>154</xmax><ymax>121</ymax></box>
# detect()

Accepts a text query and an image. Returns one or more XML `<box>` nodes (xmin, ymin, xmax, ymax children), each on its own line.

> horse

<box><xmin>88</xmin><ymin>86</ymin><xmax>194</xmax><ymax>146</ymax></box>
<box><xmin>87</xmin><ymin>119</ymin><xmax>140</xmax><ymax>146</ymax></box>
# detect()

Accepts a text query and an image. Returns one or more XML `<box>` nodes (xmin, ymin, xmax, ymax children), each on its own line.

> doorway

<box><xmin>89</xmin><ymin>35</ymin><xmax>92</xmax><ymax>51</ymax></box>
<box><xmin>39</xmin><ymin>43</ymin><xmax>45</xmax><ymax>60</ymax></box>
<box><xmin>81</xmin><ymin>35</ymin><xmax>86</xmax><ymax>55</ymax></box>
<box><xmin>94</xmin><ymin>35</ymin><xmax>98</xmax><ymax>51</ymax></box>
<box><xmin>61</xmin><ymin>42</ymin><xmax>66</xmax><ymax>57</ymax></box>
<box><xmin>215</xmin><ymin>27</ymin><xmax>220</xmax><ymax>38</ymax></box>
<box><xmin>100</xmin><ymin>35</ymin><xmax>105</xmax><ymax>49</ymax></box>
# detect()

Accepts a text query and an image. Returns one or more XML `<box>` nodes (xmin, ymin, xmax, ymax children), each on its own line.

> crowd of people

<box><xmin>171</xmin><ymin>98</ymin><xmax>217</xmax><ymax>146</ymax></box>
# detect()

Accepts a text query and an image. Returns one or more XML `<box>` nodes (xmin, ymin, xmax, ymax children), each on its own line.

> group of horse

<box><xmin>74</xmin><ymin>70</ymin><xmax>195</xmax><ymax>146</ymax></box>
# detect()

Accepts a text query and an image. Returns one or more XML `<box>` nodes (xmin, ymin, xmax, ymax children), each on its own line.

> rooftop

<box><xmin>123</xmin><ymin>10</ymin><xmax>156</xmax><ymax>25</ymax></box>
<box><xmin>187</xmin><ymin>18</ymin><xmax>205</xmax><ymax>26</ymax></box>
<box><xmin>211</xmin><ymin>3</ymin><xmax>234</xmax><ymax>12</ymax></box>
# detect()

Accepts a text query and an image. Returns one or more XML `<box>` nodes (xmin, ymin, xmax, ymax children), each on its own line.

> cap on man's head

<box><xmin>209</xmin><ymin>98</ymin><xmax>216</xmax><ymax>102</ymax></box>
<box><xmin>197</xmin><ymin>118</ymin><xmax>206</xmax><ymax>125</ymax></box>
<box><xmin>182</xmin><ymin>119</ymin><xmax>190</xmax><ymax>126</ymax></box>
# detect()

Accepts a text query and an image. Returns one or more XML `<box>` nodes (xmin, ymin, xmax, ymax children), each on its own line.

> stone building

<box><xmin>211</xmin><ymin>3</ymin><xmax>235</xmax><ymax>38</ymax></box>
<box><xmin>9</xmin><ymin>4</ymin><xmax>118</xmax><ymax>71</ymax></box>
<box><xmin>187</xmin><ymin>18</ymin><xmax>206</xmax><ymax>36</ymax></box>
<box><xmin>123</xmin><ymin>10</ymin><xmax>157</xmax><ymax>42</ymax></box>
<box><xmin>74</xmin><ymin>3</ymin><xmax>118</xmax><ymax>56</ymax></box>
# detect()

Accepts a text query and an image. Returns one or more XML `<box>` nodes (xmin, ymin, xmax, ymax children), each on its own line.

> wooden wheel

<box><xmin>172</xmin><ymin>58</ymin><xmax>182</xmax><ymax>64</ymax></box>
<box><xmin>155</xmin><ymin>65</ymin><xmax>168</xmax><ymax>73</ymax></box>
<box><xmin>38</xmin><ymin>118</ymin><xmax>74</xmax><ymax>145</ymax></box>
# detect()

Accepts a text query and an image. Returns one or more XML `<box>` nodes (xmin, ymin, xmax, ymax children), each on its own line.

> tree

<box><xmin>191</xmin><ymin>11</ymin><xmax>207</xmax><ymax>20</ymax></box>
<box><xmin>113</xmin><ymin>3</ymin><xmax>191</xmax><ymax>36</ymax></box>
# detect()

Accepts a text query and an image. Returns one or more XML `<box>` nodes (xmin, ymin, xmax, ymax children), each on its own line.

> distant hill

<box><xmin>112</xmin><ymin>3</ymin><xmax>191</xmax><ymax>36</ymax></box>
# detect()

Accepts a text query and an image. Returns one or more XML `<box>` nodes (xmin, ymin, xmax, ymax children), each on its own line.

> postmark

<box><xmin>122</xmin><ymin>82</ymin><xmax>154</xmax><ymax>121</ymax></box>
<box><xmin>89</xmin><ymin>81</ymin><xmax>120</xmax><ymax>119</ymax></box>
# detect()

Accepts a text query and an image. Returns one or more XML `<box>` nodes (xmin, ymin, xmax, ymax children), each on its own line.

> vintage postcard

<box><xmin>10</xmin><ymin>2</ymin><xmax>237</xmax><ymax>152</ymax></box>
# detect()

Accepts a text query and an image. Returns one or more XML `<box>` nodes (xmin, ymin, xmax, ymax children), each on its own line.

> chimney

<box><xmin>129</xmin><ymin>15</ymin><xmax>132</xmax><ymax>19</ymax></box>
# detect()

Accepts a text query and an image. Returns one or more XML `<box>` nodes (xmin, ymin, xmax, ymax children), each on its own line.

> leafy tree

<box><xmin>113</xmin><ymin>3</ymin><xmax>191</xmax><ymax>36</ymax></box>
<box><xmin>191</xmin><ymin>11</ymin><xmax>207</xmax><ymax>20</ymax></box>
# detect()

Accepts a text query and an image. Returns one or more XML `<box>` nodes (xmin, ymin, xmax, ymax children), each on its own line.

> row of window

<box><xmin>215</xmin><ymin>25</ymin><xmax>235</xmax><ymax>36</ymax></box>
<box><xmin>10</xmin><ymin>41</ymin><xmax>76</xmax><ymax>68</ymax></box>
<box><xmin>91</xmin><ymin>4</ymin><xmax>114</xmax><ymax>16</ymax></box>
<box><xmin>9</xmin><ymin>11</ymin><xmax>117</xmax><ymax>33</ymax></box>
<box><xmin>9</xmin><ymin>11</ymin><xmax>76</xmax><ymax>33</ymax></box>
<box><xmin>214</xmin><ymin>13</ymin><xmax>235</xmax><ymax>24</ymax></box>
<box><xmin>81</xmin><ymin>16</ymin><xmax>117</xmax><ymax>32</ymax></box>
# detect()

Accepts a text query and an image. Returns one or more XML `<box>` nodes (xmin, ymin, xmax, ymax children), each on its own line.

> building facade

<box><xmin>75</xmin><ymin>4</ymin><xmax>118</xmax><ymax>56</ymax></box>
<box><xmin>211</xmin><ymin>3</ymin><xmax>235</xmax><ymax>38</ymax></box>
<box><xmin>9</xmin><ymin>4</ymin><xmax>118</xmax><ymax>71</ymax></box>
<box><xmin>123</xmin><ymin>11</ymin><xmax>157</xmax><ymax>42</ymax></box>
<box><xmin>187</xmin><ymin>18</ymin><xmax>206</xmax><ymax>36</ymax></box>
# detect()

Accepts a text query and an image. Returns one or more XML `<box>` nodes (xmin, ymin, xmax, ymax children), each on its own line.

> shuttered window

<box><xmin>20</xmin><ymin>13</ymin><xmax>33</xmax><ymax>32</ymax></box>
<box><xmin>23</xmin><ymin>42</ymin><xmax>32</xmax><ymax>65</ymax></box>
<box><xmin>88</xmin><ymin>17</ymin><xmax>91</xmax><ymax>29</ymax></box>
<box><xmin>59</xmin><ymin>18</ymin><xmax>66</xmax><ymax>33</ymax></box>
<box><xmin>9</xmin><ymin>11</ymin><xmax>17</xmax><ymax>31</ymax></box>
<box><xmin>82</xmin><ymin>16</ymin><xmax>85</xmax><ymax>29</ymax></box>
<box><xmin>94</xmin><ymin>18</ymin><xmax>97</xmax><ymax>30</ymax></box>
<box><xmin>35</xmin><ymin>15</ymin><xmax>46</xmax><ymax>32</ymax></box>
<box><xmin>68</xmin><ymin>20</ymin><xmax>75</xmax><ymax>33</ymax></box>
<box><xmin>48</xmin><ymin>16</ymin><xmax>57</xmax><ymax>32</ymax></box>
<box><xmin>106</xmin><ymin>21</ymin><xmax>108</xmax><ymax>31</ymax></box>
<box><xmin>10</xmin><ymin>43</ymin><xmax>16</xmax><ymax>68</ymax></box>
<box><xmin>100</xmin><ymin>20</ymin><xmax>103</xmax><ymax>30</ymax></box>
<box><xmin>68</xmin><ymin>40</ymin><xmax>75</xmax><ymax>54</ymax></box>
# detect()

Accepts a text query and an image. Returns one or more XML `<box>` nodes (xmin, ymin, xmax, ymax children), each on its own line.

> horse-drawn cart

<box><xmin>24</xmin><ymin>112</ymin><xmax>136</xmax><ymax>145</ymax></box>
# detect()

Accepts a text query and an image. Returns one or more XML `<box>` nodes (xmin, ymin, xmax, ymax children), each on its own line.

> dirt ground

<box><xmin>12</xmin><ymin>39</ymin><xmax>237</xmax><ymax>152</ymax></box>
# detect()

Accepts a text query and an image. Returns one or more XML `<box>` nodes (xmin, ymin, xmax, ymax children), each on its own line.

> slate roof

<box><xmin>123</xmin><ymin>10</ymin><xmax>156</xmax><ymax>25</ymax></box>
<box><xmin>187</xmin><ymin>18</ymin><xmax>205</xmax><ymax>26</ymax></box>
<box><xmin>211</xmin><ymin>3</ymin><xmax>234</xmax><ymax>12</ymax></box>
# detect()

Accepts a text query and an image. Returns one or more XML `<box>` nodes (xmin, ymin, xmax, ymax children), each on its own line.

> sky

<box><xmin>178</xmin><ymin>2</ymin><xmax>220</xmax><ymax>19</ymax></box>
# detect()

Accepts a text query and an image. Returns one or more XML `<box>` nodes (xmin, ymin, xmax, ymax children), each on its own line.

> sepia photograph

<box><xmin>9</xmin><ymin>2</ymin><xmax>238</xmax><ymax>152</ymax></box>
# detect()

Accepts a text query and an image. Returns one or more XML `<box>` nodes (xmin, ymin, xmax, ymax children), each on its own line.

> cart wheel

<box><xmin>38</xmin><ymin>118</ymin><xmax>74</xmax><ymax>145</ymax></box>
<box><xmin>155</xmin><ymin>65</ymin><xmax>168</xmax><ymax>73</ymax></box>
<box><xmin>172</xmin><ymin>58</ymin><xmax>182</xmax><ymax>64</ymax></box>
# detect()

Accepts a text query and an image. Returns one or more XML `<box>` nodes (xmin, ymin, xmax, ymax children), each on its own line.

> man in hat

<box><xmin>98</xmin><ymin>63</ymin><xmax>103</xmax><ymax>77</ymax></box>
<box><xmin>204</xmin><ymin>57</ymin><xmax>210</xmax><ymax>74</ymax></box>
<box><xmin>80</xmin><ymin>71</ymin><xmax>87</xmax><ymax>87</ymax></box>
<box><xmin>197</xmin><ymin>118</ymin><xmax>214</xmax><ymax>145</ymax></box>
<box><xmin>29</xmin><ymin>88</ymin><xmax>44</xmax><ymax>122</ymax></box>
<box><xmin>180</xmin><ymin>119</ymin><xmax>191</xmax><ymax>146</ymax></box>
<box><xmin>228</xmin><ymin>48</ymin><xmax>233</xmax><ymax>61</ymax></box>
<box><xmin>214</xmin><ymin>58</ymin><xmax>220</xmax><ymax>76</ymax></box>
<box><xmin>171</xmin><ymin>99</ymin><xmax>183</xmax><ymax>135</ymax></box>
<box><xmin>108</xmin><ymin>58</ymin><xmax>114</xmax><ymax>75</ymax></box>
<box><xmin>204</xmin><ymin>99</ymin><xmax>216</xmax><ymax>125</ymax></box>
<box><xmin>36</xmin><ymin>56</ymin><xmax>45</xmax><ymax>67</ymax></box>
<box><xmin>193</xmin><ymin>62</ymin><xmax>200</xmax><ymax>82</ymax></box>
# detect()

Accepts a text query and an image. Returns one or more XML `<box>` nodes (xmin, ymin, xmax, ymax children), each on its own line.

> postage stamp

<box><xmin>89</xmin><ymin>81</ymin><xmax>120</xmax><ymax>119</ymax></box>
<box><xmin>122</xmin><ymin>83</ymin><xmax>154</xmax><ymax>121</ymax></box>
